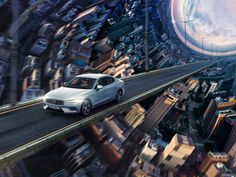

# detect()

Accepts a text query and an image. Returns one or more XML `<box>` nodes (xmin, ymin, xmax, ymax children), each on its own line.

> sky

<box><xmin>170</xmin><ymin>0</ymin><xmax>236</xmax><ymax>56</ymax></box>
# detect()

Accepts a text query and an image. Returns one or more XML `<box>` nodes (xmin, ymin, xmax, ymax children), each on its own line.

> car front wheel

<box><xmin>81</xmin><ymin>99</ymin><xmax>91</xmax><ymax>116</ymax></box>
<box><xmin>116</xmin><ymin>90</ymin><xmax>123</xmax><ymax>103</ymax></box>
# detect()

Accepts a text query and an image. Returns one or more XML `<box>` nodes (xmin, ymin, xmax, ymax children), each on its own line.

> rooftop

<box><xmin>208</xmin><ymin>152</ymin><xmax>229</xmax><ymax>159</ymax></box>
<box><xmin>215</xmin><ymin>97</ymin><xmax>236</xmax><ymax>104</ymax></box>
<box><xmin>175</xmin><ymin>134</ymin><xmax>194</xmax><ymax>147</ymax></box>
<box><xmin>225</xmin><ymin>116</ymin><xmax>236</xmax><ymax>126</ymax></box>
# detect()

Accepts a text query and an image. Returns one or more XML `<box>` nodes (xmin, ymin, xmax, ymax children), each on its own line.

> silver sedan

<box><xmin>43</xmin><ymin>74</ymin><xmax>125</xmax><ymax>115</ymax></box>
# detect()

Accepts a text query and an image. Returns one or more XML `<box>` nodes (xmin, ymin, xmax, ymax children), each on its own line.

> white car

<box><xmin>43</xmin><ymin>74</ymin><xmax>125</xmax><ymax>115</ymax></box>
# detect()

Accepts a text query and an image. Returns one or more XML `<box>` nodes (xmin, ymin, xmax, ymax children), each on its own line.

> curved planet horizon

<box><xmin>170</xmin><ymin>0</ymin><xmax>236</xmax><ymax>56</ymax></box>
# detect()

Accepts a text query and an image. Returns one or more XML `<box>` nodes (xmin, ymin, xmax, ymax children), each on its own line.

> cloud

<box><xmin>171</xmin><ymin>0</ymin><xmax>236</xmax><ymax>56</ymax></box>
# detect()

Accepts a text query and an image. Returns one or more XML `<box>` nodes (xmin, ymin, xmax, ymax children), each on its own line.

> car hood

<box><xmin>46</xmin><ymin>87</ymin><xmax>92</xmax><ymax>100</ymax></box>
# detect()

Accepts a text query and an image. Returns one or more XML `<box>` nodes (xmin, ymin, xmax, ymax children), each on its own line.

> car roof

<box><xmin>76</xmin><ymin>73</ymin><xmax>111</xmax><ymax>79</ymax></box>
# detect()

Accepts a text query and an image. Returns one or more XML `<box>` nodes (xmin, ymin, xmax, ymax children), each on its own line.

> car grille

<box><xmin>46</xmin><ymin>99</ymin><xmax>64</xmax><ymax>105</ymax></box>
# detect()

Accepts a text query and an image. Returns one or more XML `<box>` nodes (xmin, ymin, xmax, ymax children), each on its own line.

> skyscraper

<box><xmin>157</xmin><ymin>134</ymin><xmax>195</xmax><ymax>172</ymax></box>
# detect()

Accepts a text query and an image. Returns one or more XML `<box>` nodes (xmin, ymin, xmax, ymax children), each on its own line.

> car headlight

<box><xmin>64</xmin><ymin>99</ymin><xmax>83</xmax><ymax>105</ymax></box>
<box><xmin>43</xmin><ymin>94</ymin><xmax>49</xmax><ymax>102</ymax></box>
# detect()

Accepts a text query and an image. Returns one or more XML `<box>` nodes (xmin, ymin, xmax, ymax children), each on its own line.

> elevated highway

<box><xmin>0</xmin><ymin>61</ymin><xmax>215</xmax><ymax>167</ymax></box>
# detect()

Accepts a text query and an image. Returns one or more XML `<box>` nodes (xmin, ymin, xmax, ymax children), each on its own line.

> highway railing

<box><xmin>0</xmin><ymin>61</ymin><xmax>216</xmax><ymax>167</ymax></box>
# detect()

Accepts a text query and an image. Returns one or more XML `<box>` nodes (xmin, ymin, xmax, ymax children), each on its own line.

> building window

<box><xmin>166</xmin><ymin>155</ymin><xmax>172</xmax><ymax>161</ymax></box>
<box><xmin>183</xmin><ymin>155</ymin><xmax>188</xmax><ymax>160</ymax></box>
<box><xmin>174</xmin><ymin>146</ymin><xmax>180</xmax><ymax>151</ymax></box>
<box><xmin>159</xmin><ymin>164</ymin><xmax>165</xmax><ymax>169</ymax></box>
<box><xmin>175</xmin><ymin>164</ymin><xmax>182</xmax><ymax>169</ymax></box>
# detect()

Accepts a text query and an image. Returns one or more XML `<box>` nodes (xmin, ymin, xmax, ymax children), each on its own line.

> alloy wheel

<box><xmin>81</xmin><ymin>100</ymin><xmax>91</xmax><ymax>116</ymax></box>
<box><xmin>116</xmin><ymin>90</ymin><xmax>123</xmax><ymax>103</ymax></box>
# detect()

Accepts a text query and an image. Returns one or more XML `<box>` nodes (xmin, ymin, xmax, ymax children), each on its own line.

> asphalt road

<box><xmin>0</xmin><ymin>61</ymin><xmax>214</xmax><ymax>154</ymax></box>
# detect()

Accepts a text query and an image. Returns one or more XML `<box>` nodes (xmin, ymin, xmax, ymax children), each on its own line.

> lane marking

<box><xmin>0</xmin><ymin>102</ymin><xmax>42</xmax><ymax>116</ymax></box>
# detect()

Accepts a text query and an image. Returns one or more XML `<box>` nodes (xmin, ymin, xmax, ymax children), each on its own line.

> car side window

<box><xmin>97</xmin><ymin>78</ymin><xmax>107</xmax><ymax>86</ymax></box>
<box><xmin>106</xmin><ymin>77</ymin><xmax>115</xmax><ymax>85</ymax></box>
<box><xmin>97</xmin><ymin>77</ymin><xmax>115</xmax><ymax>87</ymax></box>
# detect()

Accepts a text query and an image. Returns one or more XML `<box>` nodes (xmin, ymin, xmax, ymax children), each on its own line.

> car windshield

<box><xmin>63</xmin><ymin>77</ymin><xmax>96</xmax><ymax>89</ymax></box>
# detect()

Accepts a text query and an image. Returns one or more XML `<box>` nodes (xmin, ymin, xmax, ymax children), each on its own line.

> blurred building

<box><xmin>157</xmin><ymin>134</ymin><xmax>195</xmax><ymax>172</ymax></box>
<box><xmin>198</xmin><ymin>152</ymin><xmax>229</xmax><ymax>174</ymax></box>
<box><xmin>203</xmin><ymin>99</ymin><xmax>218</xmax><ymax>127</ymax></box>
<box><xmin>205</xmin><ymin>82</ymin><xmax>218</xmax><ymax>98</ymax></box>
<box><xmin>215</xmin><ymin>116</ymin><xmax>236</xmax><ymax>151</ymax></box>
<box><xmin>205</xmin><ymin>162</ymin><xmax>231</xmax><ymax>177</ymax></box>
<box><xmin>49</xmin><ymin>67</ymin><xmax>64</xmax><ymax>90</ymax></box>
<box><xmin>139</xmin><ymin>137</ymin><xmax>158</xmax><ymax>162</ymax></box>
<box><xmin>94</xmin><ymin>37</ymin><xmax>113</xmax><ymax>54</ymax></box>
<box><xmin>226</xmin><ymin>142</ymin><xmax>236</xmax><ymax>172</ymax></box>
<box><xmin>203</xmin><ymin>97</ymin><xmax>236</xmax><ymax>129</ymax></box>
<box><xmin>123</xmin><ymin>103</ymin><xmax>145</xmax><ymax>129</ymax></box>
<box><xmin>217</xmin><ymin>78</ymin><xmax>234</xmax><ymax>92</ymax></box>
<box><xmin>21</xmin><ymin>57</ymin><xmax>44</xmax><ymax>101</ymax></box>
<box><xmin>103</xmin><ymin>117</ymin><xmax>126</xmax><ymax>149</ymax></box>
<box><xmin>187</xmin><ymin>78</ymin><xmax>199</xmax><ymax>92</ymax></box>
<box><xmin>216</xmin><ymin>97</ymin><xmax>236</xmax><ymax>110</ymax></box>
<box><xmin>102</xmin><ymin>55</ymin><xmax>133</xmax><ymax>77</ymax></box>
<box><xmin>207</xmin><ymin>109</ymin><xmax>235</xmax><ymax>137</ymax></box>
<box><xmin>0</xmin><ymin>38</ymin><xmax>10</xmax><ymax>102</ymax></box>
<box><xmin>0</xmin><ymin>163</ymin><xmax>24</xmax><ymax>177</ymax></box>
<box><xmin>64</xmin><ymin>63</ymin><xmax>82</xmax><ymax>81</ymax></box>
<box><xmin>132</xmin><ymin>161</ymin><xmax>160</xmax><ymax>177</ymax></box>
<box><xmin>92</xmin><ymin>49</ymin><xmax>114</xmax><ymax>72</ymax></box>
<box><xmin>140</xmin><ymin>92</ymin><xmax>178</xmax><ymax>132</ymax></box>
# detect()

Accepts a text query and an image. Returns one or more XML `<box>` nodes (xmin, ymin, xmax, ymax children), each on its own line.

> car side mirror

<box><xmin>96</xmin><ymin>85</ymin><xmax>103</xmax><ymax>90</ymax></box>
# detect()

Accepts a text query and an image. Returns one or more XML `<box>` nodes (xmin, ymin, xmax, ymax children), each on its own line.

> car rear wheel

<box><xmin>81</xmin><ymin>99</ymin><xmax>91</xmax><ymax>116</ymax></box>
<box><xmin>116</xmin><ymin>90</ymin><xmax>123</xmax><ymax>103</ymax></box>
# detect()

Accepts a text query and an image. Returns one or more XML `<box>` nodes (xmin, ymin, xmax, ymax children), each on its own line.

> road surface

<box><xmin>0</xmin><ymin>61</ymin><xmax>214</xmax><ymax>154</ymax></box>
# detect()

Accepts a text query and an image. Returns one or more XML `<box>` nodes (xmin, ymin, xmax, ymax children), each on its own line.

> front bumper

<box><xmin>43</xmin><ymin>102</ymin><xmax>82</xmax><ymax>114</ymax></box>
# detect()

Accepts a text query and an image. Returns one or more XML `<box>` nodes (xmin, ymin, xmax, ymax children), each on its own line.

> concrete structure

<box><xmin>140</xmin><ymin>138</ymin><xmax>158</xmax><ymax>162</ymax></box>
<box><xmin>49</xmin><ymin>67</ymin><xmax>64</xmax><ymax>90</ymax></box>
<box><xmin>216</xmin><ymin>97</ymin><xmax>236</xmax><ymax>110</ymax></box>
<box><xmin>207</xmin><ymin>109</ymin><xmax>235</xmax><ymax>137</ymax></box>
<box><xmin>223</xmin><ymin>116</ymin><xmax>236</xmax><ymax>171</ymax></box>
<box><xmin>0</xmin><ymin>47</ymin><xmax>9</xmax><ymax>102</ymax></box>
<box><xmin>132</xmin><ymin>161</ymin><xmax>160</xmax><ymax>177</ymax></box>
<box><xmin>21</xmin><ymin>67</ymin><xmax>45</xmax><ymax>101</ymax></box>
<box><xmin>226</xmin><ymin>142</ymin><xmax>236</xmax><ymax>171</ymax></box>
<box><xmin>217</xmin><ymin>78</ymin><xmax>235</xmax><ymax>92</ymax></box>
<box><xmin>205</xmin><ymin>162</ymin><xmax>230</xmax><ymax>177</ymax></box>
<box><xmin>205</xmin><ymin>82</ymin><xmax>218</xmax><ymax>98</ymax></box>
<box><xmin>92</xmin><ymin>49</ymin><xmax>114</xmax><ymax>72</ymax></box>
<box><xmin>103</xmin><ymin>116</ymin><xmax>125</xmax><ymax>148</ymax></box>
<box><xmin>123</xmin><ymin>104</ymin><xmax>145</xmax><ymax>129</ymax></box>
<box><xmin>157</xmin><ymin>134</ymin><xmax>195</xmax><ymax>172</ymax></box>
<box><xmin>188</xmin><ymin>78</ymin><xmax>199</xmax><ymax>92</ymax></box>
<box><xmin>102</xmin><ymin>55</ymin><xmax>133</xmax><ymax>77</ymax></box>
<box><xmin>94</xmin><ymin>37</ymin><xmax>112</xmax><ymax>54</ymax></box>
<box><xmin>216</xmin><ymin>116</ymin><xmax>236</xmax><ymax>151</ymax></box>
<box><xmin>203</xmin><ymin>97</ymin><xmax>236</xmax><ymax>129</ymax></box>
<box><xmin>203</xmin><ymin>99</ymin><xmax>218</xmax><ymax>128</ymax></box>
<box><xmin>64</xmin><ymin>63</ymin><xmax>82</xmax><ymax>81</ymax></box>
<box><xmin>198</xmin><ymin>152</ymin><xmax>229</xmax><ymax>174</ymax></box>
<box><xmin>140</xmin><ymin>92</ymin><xmax>178</xmax><ymax>132</ymax></box>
